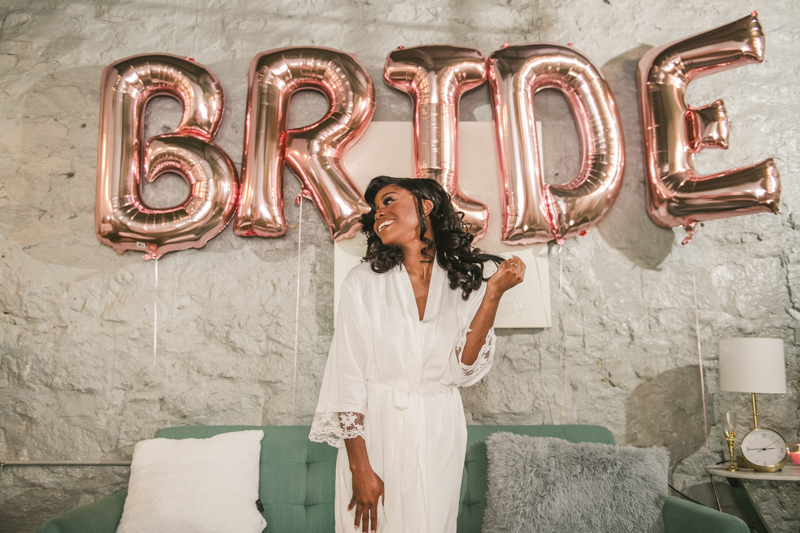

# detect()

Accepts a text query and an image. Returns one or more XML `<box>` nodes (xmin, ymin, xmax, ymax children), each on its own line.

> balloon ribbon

<box><xmin>292</xmin><ymin>190</ymin><xmax>312</xmax><ymax>424</ymax></box>
<box><xmin>692</xmin><ymin>269</ymin><xmax>709</xmax><ymax>453</ymax></box>
<box><xmin>153</xmin><ymin>258</ymin><xmax>158</xmax><ymax>368</ymax></box>
<box><xmin>557</xmin><ymin>242</ymin><xmax>565</xmax><ymax>424</ymax></box>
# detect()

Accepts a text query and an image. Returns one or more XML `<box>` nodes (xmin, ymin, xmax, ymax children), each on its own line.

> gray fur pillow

<box><xmin>483</xmin><ymin>433</ymin><xmax>668</xmax><ymax>533</ymax></box>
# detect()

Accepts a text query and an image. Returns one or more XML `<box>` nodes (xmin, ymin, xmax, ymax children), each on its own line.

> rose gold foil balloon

<box><xmin>488</xmin><ymin>44</ymin><xmax>625</xmax><ymax>244</ymax></box>
<box><xmin>235</xmin><ymin>47</ymin><xmax>375</xmax><ymax>241</ymax></box>
<box><xmin>96</xmin><ymin>54</ymin><xmax>238</xmax><ymax>260</ymax></box>
<box><xmin>637</xmin><ymin>12</ymin><xmax>780</xmax><ymax>243</ymax></box>
<box><xmin>384</xmin><ymin>46</ymin><xmax>489</xmax><ymax>240</ymax></box>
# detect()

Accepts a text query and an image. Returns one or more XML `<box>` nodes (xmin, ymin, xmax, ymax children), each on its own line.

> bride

<box><xmin>310</xmin><ymin>176</ymin><xmax>525</xmax><ymax>533</ymax></box>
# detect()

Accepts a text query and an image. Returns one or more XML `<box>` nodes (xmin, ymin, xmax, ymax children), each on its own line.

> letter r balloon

<box><xmin>637</xmin><ymin>12</ymin><xmax>780</xmax><ymax>243</ymax></box>
<box><xmin>95</xmin><ymin>54</ymin><xmax>239</xmax><ymax>259</ymax></box>
<box><xmin>385</xmin><ymin>46</ymin><xmax>490</xmax><ymax>240</ymax></box>
<box><xmin>235</xmin><ymin>47</ymin><xmax>375</xmax><ymax>241</ymax></box>
<box><xmin>488</xmin><ymin>44</ymin><xmax>625</xmax><ymax>244</ymax></box>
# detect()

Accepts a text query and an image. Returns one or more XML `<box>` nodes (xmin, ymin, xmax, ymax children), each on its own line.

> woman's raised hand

<box><xmin>487</xmin><ymin>255</ymin><xmax>526</xmax><ymax>297</ymax></box>
<box><xmin>348</xmin><ymin>466</ymin><xmax>384</xmax><ymax>532</ymax></box>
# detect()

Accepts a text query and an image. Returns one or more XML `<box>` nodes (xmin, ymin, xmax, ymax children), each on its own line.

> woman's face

<box><xmin>372</xmin><ymin>185</ymin><xmax>428</xmax><ymax>247</ymax></box>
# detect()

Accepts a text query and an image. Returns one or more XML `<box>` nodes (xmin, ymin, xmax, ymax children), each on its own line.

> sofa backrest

<box><xmin>154</xmin><ymin>424</ymin><xmax>614</xmax><ymax>533</ymax></box>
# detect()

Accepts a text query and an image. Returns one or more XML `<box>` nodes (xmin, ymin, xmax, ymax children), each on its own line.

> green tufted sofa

<box><xmin>37</xmin><ymin>425</ymin><xmax>748</xmax><ymax>533</ymax></box>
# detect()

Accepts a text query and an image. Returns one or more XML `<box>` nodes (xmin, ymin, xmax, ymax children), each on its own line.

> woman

<box><xmin>310</xmin><ymin>176</ymin><xmax>525</xmax><ymax>533</ymax></box>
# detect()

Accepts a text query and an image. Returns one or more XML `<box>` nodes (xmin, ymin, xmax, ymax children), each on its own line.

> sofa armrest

<box><xmin>662</xmin><ymin>495</ymin><xmax>749</xmax><ymax>533</ymax></box>
<box><xmin>36</xmin><ymin>491</ymin><xmax>127</xmax><ymax>533</ymax></box>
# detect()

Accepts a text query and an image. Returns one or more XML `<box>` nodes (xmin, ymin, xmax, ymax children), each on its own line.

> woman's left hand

<box><xmin>487</xmin><ymin>255</ymin><xmax>525</xmax><ymax>298</ymax></box>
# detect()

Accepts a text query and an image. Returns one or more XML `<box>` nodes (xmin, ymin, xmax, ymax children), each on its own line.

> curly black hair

<box><xmin>360</xmin><ymin>176</ymin><xmax>503</xmax><ymax>300</ymax></box>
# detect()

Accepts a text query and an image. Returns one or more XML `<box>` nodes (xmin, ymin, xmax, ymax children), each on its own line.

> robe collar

<box><xmin>397</xmin><ymin>252</ymin><xmax>444</xmax><ymax>323</ymax></box>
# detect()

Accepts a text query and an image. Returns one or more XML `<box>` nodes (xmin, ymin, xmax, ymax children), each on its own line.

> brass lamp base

<box><xmin>751</xmin><ymin>393</ymin><xmax>759</xmax><ymax>429</ymax></box>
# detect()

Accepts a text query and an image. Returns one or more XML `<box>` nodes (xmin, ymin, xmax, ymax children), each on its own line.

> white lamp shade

<box><xmin>719</xmin><ymin>338</ymin><xmax>786</xmax><ymax>394</ymax></box>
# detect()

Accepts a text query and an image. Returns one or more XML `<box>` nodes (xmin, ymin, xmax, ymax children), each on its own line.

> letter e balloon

<box><xmin>637</xmin><ymin>12</ymin><xmax>780</xmax><ymax>243</ymax></box>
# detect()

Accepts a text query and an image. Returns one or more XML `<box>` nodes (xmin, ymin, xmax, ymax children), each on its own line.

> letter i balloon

<box><xmin>385</xmin><ymin>45</ymin><xmax>490</xmax><ymax>240</ymax></box>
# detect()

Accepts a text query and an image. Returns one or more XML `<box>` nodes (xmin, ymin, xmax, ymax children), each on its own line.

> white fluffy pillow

<box><xmin>117</xmin><ymin>430</ymin><xmax>266</xmax><ymax>533</ymax></box>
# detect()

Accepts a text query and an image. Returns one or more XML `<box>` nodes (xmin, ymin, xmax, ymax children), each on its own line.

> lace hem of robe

<box><xmin>309</xmin><ymin>411</ymin><xmax>365</xmax><ymax>448</ymax></box>
<box><xmin>454</xmin><ymin>326</ymin><xmax>496</xmax><ymax>377</ymax></box>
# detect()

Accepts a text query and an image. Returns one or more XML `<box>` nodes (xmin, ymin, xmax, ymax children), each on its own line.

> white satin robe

<box><xmin>309</xmin><ymin>257</ymin><xmax>496</xmax><ymax>533</ymax></box>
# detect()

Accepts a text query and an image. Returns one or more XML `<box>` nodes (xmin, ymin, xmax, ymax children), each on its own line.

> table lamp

<box><xmin>719</xmin><ymin>337</ymin><xmax>786</xmax><ymax>430</ymax></box>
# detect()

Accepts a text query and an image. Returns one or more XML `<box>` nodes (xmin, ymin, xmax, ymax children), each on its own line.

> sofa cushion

<box><xmin>155</xmin><ymin>425</ymin><xmax>338</xmax><ymax>533</ymax></box>
<box><xmin>483</xmin><ymin>433</ymin><xmax>668</xmax><ymax>533</ymax></box>
<box><xmin>458</xmin><ymin>425</ymin><xmax>615</xmax><ymax>533</ymax></box>
<box><xmin>117</xmin><ymin>430</ymin><xmax>266</xmax><ymax>533</ymax></box>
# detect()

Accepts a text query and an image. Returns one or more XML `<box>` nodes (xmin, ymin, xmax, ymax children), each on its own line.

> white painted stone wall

<box><xmin>1</xmin><ymin>0</ymin><xmax>798</xmax><ymax>531</ymax></box>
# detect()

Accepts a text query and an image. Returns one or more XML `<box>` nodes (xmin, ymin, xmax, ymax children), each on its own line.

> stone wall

<box><xmin>1</xmin><ymin>0</ymin><xmax>798</xmax><ymax>531</ymax></box>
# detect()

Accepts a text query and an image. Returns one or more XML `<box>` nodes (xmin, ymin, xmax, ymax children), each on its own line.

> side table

<box><xmin>705</xmin><ymin>464</ymin><xmax>800</xmax><ymax>533</ymax></box>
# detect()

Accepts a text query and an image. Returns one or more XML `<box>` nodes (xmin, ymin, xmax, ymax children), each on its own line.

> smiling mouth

<box><xmin>377</xmin><ymin>219</ymin><xmax>394</xmax><ymax>233</ymax></box>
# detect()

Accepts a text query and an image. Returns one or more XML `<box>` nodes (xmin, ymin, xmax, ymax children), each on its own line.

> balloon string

<box><xmin>153</xmin><ymin>258</ymin><xmax>158</xmax><ymax>368</ymax></box>
<box><xmin>292</xmin><ymin>191</ymin><xmax>308</xmax><ymax>425</ymax></box>
<box><xmin>692</xmin><ymin>269</ymin><xmax>710</xmax><ymax>453</ymax></box>
<box><xmin>557</xmin><ymin>242</ymin><xmax>565</xmax><ymax>425</ymax></box>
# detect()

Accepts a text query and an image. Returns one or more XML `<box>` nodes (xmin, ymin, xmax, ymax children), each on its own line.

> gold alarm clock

<box><xmin>740</xmin><ymin>427</ymin><xmax>789</xmax><ymax>473</ymax></box>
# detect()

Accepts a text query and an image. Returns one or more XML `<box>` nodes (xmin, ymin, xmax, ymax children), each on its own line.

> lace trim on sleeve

<box><xmin>455</xmin><ymin>327</ymin><xmax>496</xmax><ymax>377</ymax></box>
<box><xmin>309</xmin><ymin>411</ymin><xmax>365</xmax><ymax>448</ymax></box>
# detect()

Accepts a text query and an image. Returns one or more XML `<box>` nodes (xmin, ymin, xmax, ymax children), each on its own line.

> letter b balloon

<box><xmin>95</xmin><ymin>54</ymin><xmax>239</xmax><ymax>260</ymax></box>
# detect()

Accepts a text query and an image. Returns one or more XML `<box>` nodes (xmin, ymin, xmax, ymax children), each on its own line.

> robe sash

<box><xmin>367</xmin><ymin>381</ymin><xmax>455</xmax><ymax>495</ymax></box>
